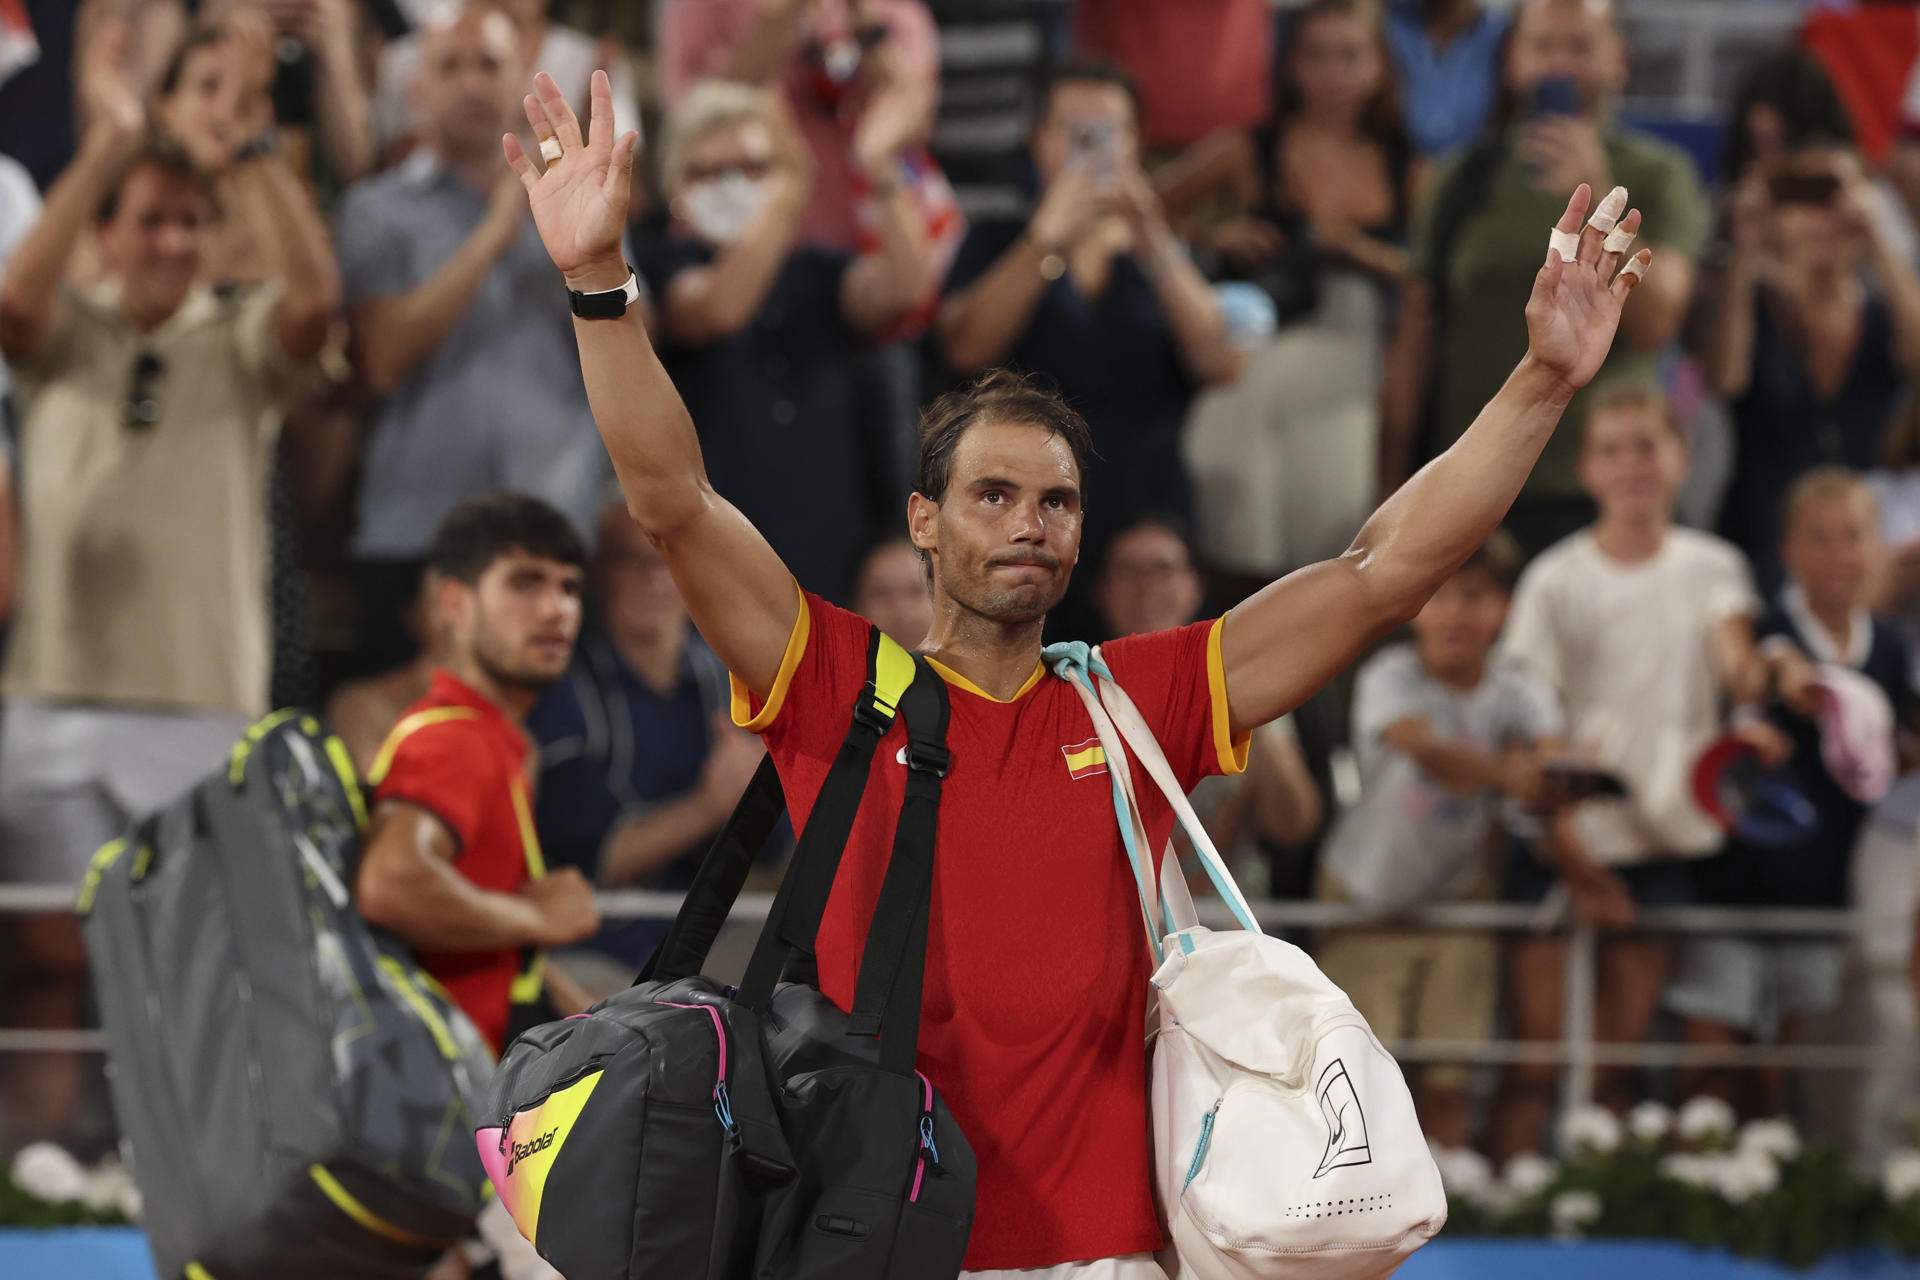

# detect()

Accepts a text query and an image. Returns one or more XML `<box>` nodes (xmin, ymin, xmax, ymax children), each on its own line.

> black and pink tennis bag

<box><xmin>480</xmin><ymin>630</ymin><xmax>975</xmax><ymax>1279</ymax></box>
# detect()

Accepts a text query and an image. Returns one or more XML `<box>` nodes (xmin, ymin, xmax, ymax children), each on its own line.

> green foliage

<box><xmin>0</xmin><ymin>1172</ymin><xmax>129</xmax><ymax>1228</ymax></box>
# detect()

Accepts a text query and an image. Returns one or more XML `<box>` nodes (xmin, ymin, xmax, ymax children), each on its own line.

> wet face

<box><xmin>1290</xmin><ymin>10</ymin><xmax>1384</xmax><ymax>125</ymax></box>
<box><xmin>854</xmin><ymin>542</ymin><xmax>934</xmax><ymax>649</ymax></box>
<box><xmin>414</xmin><ymin>10</ymin><xmax>523</xmax><ymax>158</ymax></box>
<box><xmin>1578</xmin><ymin>402</ymin><xmax>1686</xmax><ymax>523</ymax></box>
<box><xmin>1784</xmin><ymin>489</ymin><xmax>1881</xmax><ymax>616</ymax></box>
<box><xmin>1411</xmin><ymin>567</ymin><xmax>1510</xmax><ymax>681</ymax></box>
<box><xmin>157</xmin><ymin>38</ymin><xmax>273</xmax><ymax>166</ymax></box>
<box><xmin>1032</xmin><ymin>79</ymin><xmax>1138</xmax><ymax>188</ymax></box>
<box><xmin>446</xmin><ymin>550</ymin><xmax>584</xmax><ymax>692</ymax></box>
<box><xmin>1506</xmin><ymin>0</ymin><xmax>1626</xmax><ymax>113</ymax></box>
<box><xmin>1096</xmin><ymin>523</ymin><xmax>1203</xmax><ymax>639</ymax></box>
<box><xmin>98</xmin><ymin>165</ymin><xmax>212</xmax><ymax>323</ymax></box>
<box><xmin>909</xmin><ymin>420</ymin><xmax>1084</xmax><ymax>627</ymax></box>
<box><xmin>595</xmin><ymin>512</ymin><xmax>685</xmax><ymax>642</ymax></box>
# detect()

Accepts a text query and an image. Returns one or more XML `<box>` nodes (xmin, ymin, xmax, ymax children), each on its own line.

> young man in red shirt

<box><xmin>354</xmin><ymin>493</ymin><xmax>602</xmax><ymax>1057</ymax></box>
<box><xmin>506</xmin><ymin>73</ymin><xmax>1653</xmax><ymax>1277</ymax></box>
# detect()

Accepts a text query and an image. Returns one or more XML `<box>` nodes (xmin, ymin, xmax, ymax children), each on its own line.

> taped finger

<box><xmin>1585</xmin><ymin>185</ymin><xmax>1628</xmax><ymax>234</ymax></box>
<box><xmin>1548</xmin><ymin>227</ymin><xmax>1581</xmax><ymax>262</ymax></box>
<box><xmin>540</xmin><ymin>137</ymin><xmax>564</xmax><ymax>165</ymax></box>
<box><xmin>1602</xmin><ymin>223</ymin><xmax>1636</xmax><ymax>254</ymax></box>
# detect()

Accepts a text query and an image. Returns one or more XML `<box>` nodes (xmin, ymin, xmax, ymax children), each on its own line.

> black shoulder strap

<box><xmin>735</xmin><ymin>628</ymin><xmax>920</xmax><ymax>1012</ymax></box>
<box><xmin>637</xmin><ymin>753</ymin><xmax>786</xmax><ymax>984</ymax></box>
<box><xmin>845</xmin><ymin>661</ymin><xmax>948</xmax><ymax>1053</ymax></box>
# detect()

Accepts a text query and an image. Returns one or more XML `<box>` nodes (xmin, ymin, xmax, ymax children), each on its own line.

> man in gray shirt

<box><xmin>335</xmin><ymin>4</ymin><xmax>617</xmax><ymax>671</ymax></box>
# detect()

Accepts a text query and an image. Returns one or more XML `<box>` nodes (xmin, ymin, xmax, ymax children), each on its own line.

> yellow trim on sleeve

<box><xmin>1207</xmin><ymin>615</ymin><xmax>1252</xmax><ymax>775</ymax></box>
<box><xmin>367</xmin><ymin>706</ymin><xmax>482</xmax><ymax>787</ymax></box>
<box><xmin>924</xmin><ymin>657</ymin><xmax>1045</xmax><ymax>704</ymax></box>
<box><xmin>730</xmin><ymin>581</ymin><xmax>811</xmax><ymax>734</ymax></box>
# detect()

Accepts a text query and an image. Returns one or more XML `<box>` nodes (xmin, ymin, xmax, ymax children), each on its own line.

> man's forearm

<box><xmin>844</xmin><ymin>177</ymin><xmax>936</xmax><ymax>332</ymax></box>
<box><xmin>359</xmin><ymin>853</ymin><xmax>547</xmax><ymax>953</ymax></box>
<box><xmin>311</xmin><ymin>31</ymin><xmax>376</xmax><ymax>181</ymax></box>
<box><xmin>352</xmin><ymin>218</ymin><xmax>510</xmax><ymax>394</ymax></box>
<box><xmin>939</xmin><ymin>235</ymin><xmax>1050</xmax><ymax>372</ymax></box>
<box><xmin>1357</xmin><ymin>356</ymin><xmax>1572</xmax><ymax>617</ymax></box>
<box><xmin>1141</xmin><ymin>228</ymin><xmax>1236</xmax><ymax>383</ymax></box>
<box><xmin>599</xmin><ymin>794</ymin><xmax>721</xmax><ymax>887</ymax></box>
<box><xmin>670</xmin><ymin>193</ymin><xmax>807</xmax><ymax>342</ymax></box>
<box><xmin>0</xmin><ymin>130</ymin><xmax>130</xmax><ymax>358</ymax></box>
<box><xmin>228</xmin><ymin>156</ymin><xmax>341</xmax><ymax>357</ymax></box>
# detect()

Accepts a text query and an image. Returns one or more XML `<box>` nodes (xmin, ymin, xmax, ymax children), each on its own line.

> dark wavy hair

<box><xmin>915</xmin><ymin>370</ymin><xmax>1098</xmax><ymax>506</ymax></box>
<box><xmin>429</xmin><ymin>493</ymin><xmax>587</xmax><ymax>585</ymax></box>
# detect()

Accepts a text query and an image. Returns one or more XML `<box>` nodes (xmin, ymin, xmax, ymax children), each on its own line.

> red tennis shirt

<box><xmin>732</xmin><ymin>590</ymin><xmax>1249</xmax><ymax>1270</ymax></box>
<box><xmin>369</xmin><ymin>670</ymin><xmax>544</xmax><ymax>1054</ymax></box>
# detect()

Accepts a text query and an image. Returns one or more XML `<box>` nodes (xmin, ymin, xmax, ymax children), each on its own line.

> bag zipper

<box><xmin>910</xmin><ymin>1070</ymin><xmax>940</xmax><ymax>1203</ymax></box>
<box><xmin>658</xmin><ymin>1001</ymin><xmax>739</xmax><ymax>1146</ymax></box>
<box><xmin>1184</xmin><ymin>1099</ymin><xmax>1222</xmax><ymax>1191</ymax></box>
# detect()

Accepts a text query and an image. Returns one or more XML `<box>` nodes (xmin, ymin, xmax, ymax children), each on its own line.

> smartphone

<box><xmin>1767</xmin><ymin>167</ymin><xmax>1843</xmax><ymax>207</ymax></box>
<box><xmin>1527</xmin><ymin>77</ymin><xmax>1581</xmax><ymax>120</ymax></box>
<box><xmin>1066</xmin><ymin>119</ymin><xmax>1120</xmax><ymax>182</ymax></box>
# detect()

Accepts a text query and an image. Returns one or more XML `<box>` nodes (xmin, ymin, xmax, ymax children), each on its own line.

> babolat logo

<box><xmin>505</xmin><ymin>1127</ymin><xmax>559</xmax><ymax>1177</ymax></box>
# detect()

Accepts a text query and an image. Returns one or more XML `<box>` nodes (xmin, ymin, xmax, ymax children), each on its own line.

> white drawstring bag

<box><xmin>1048</xmin><ymin>645</ymin><xmax>1447</xmax><ymax>1280</ymax></box>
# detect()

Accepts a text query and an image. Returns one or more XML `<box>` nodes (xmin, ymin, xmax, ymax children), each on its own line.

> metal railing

<box><xmin>0</xmin><ymin>885</ymin><xmax>1878</xmax><ymax>1110</ymax></box>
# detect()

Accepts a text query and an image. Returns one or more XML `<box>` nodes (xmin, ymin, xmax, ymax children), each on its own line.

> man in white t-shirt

<box><xmin>1495</xmin><ymin>380</ymin><xmax>1781</xmax><ymax>1154</ymax></box>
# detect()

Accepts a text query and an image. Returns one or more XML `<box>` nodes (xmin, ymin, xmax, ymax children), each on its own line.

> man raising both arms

<box><xmin>504</xmin><ymin>71</ymin><xmax>1652</xmax><ymax>1279</ymax></box>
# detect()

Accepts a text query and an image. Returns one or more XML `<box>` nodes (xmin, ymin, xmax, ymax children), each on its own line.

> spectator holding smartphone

<box><xmin>1673</xmin><ymin>469</ymin><xmax>1914</xmax><ymax>1112</ymax></box>
<box><xmin>1316</xmin><ymin>532</ymin><xmax>1557</xmax><ymax>1151</ymax></box>
<box><xmin>938</xmin><ymin>59</ymin><xmax>1239</xmax><ymax>606</ymax></box>
<box><xmin>1493</xmin><ymin>382</ymin><xmax>1779</xmax><ymax>1156</ymax></box>
<box><xmin>1383</xmin><ymin>0</ymin><xmax>1708</xmax><ymax>557</ymax></box>
<box><xmin>1699</xmin><ymin>146</ymin><xmax>1920</xmax><ymax>592</ymax></box>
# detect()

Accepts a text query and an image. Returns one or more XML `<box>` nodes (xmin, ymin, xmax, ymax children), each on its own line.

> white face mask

<box><xmin>683</xmin><ymin>172</ymin><xmax>775</xmax><ymax>246</ymax></box>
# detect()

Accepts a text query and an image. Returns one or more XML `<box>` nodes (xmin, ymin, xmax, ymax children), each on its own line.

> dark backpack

<box><xmin>480</xmin><ymin>629</ymin><xmax>976</xmax><ymax>1279</ymax></box>
<box><xmin>81</xmin><ymin>711</ymin><xmax>496</xmax><ymax>1280</ymax></box>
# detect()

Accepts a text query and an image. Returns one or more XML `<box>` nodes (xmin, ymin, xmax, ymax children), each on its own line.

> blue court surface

<box><xmin>9</xmin><ymin>1232</ymin><xmax>1920</xmax><ymax>1279</ymax></box>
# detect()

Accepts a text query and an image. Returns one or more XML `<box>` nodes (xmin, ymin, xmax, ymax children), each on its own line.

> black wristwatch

<box><xmin>568</xmin><ymin>270</ymin><xmax>641</xmax><ymax>320</ymax></box>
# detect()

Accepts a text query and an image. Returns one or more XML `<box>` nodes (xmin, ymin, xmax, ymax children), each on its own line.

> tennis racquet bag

<box><xmin>480</xmin><ymin>630</ymin><xmax>975</xmax><ymax>1279</ymax></box>
<box><xmin>81</xmin><ymin>711</ymin><xmax>496</xmax><ymax>1280</ymax></box>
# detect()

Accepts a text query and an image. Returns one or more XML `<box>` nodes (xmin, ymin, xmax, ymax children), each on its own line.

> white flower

<box><xmin>1737</xmin><ymin>1118</ymin><xmax>1801</xmax><ymax>1163</ymax></box>
<box><xmin>10</xmin><ymin>1142</ymin><xmax>88</xmax><ymax>1205</ymax></box>
<box><xmin>1660</xmin><ymin>1153</ymin><xmax>1715</xmax><ymax>1189</ymax></box>
<box><xmin>1712</xmin><ymin>1151</ymin><xmax>1780</xmax><ymax>1204</ymax></box>
<box><xmin>1558</xmin><ymin>1104</ymin><xmax>1623</xmax><ymax>1157</ymax></box>
<box><xmin>1676</xmin><ymin>1096</ymin><xmax>1738</xmax><ymax>1144</ymax></box>
<box><xmin>1551</xmin><ymin>1188</ymin><xmax>1603</xmax><ymax>1238</ymax></box>
<box><xmin>1432</xmin><ymin>1145</ymin><xmax>1497</xmax><ymax>1204</ymax></box>
<box><xmin>78</xmin><ymin>1157</ymin><xmax>137</xmax><ymax>1217</ymax></box>
<box><xmin>1882</xmin><ymin>1150</ymin><xmax>1920</xmax><ymax>1203</ymax></box>
<box><xmin>1503</xmin><ymin>1152</ymin><xmax>1560</xmax><ymax>1199</ymax></box>
<box><xmin>1628</xmin><ymin>1101</ymin><xmax>1672</xmax><ymax>1144</ymax></box>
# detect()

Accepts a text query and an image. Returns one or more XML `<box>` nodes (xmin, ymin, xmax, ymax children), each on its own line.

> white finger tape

<box><xmin>539</xmin><ymin>137</ymin><xmax>564</xmax><ymax>164</ymax></box>
<box><xmin>1602</xmin><ymin>224</ymin><xmax>1636</xmax><ymax>254</ymax></box>
<box><xmin>1585</xmin><ymin>185</ymin><xmax>1628</xmax><ymax>234</ymax></box>
<box><xmin>1548</xmin><ymin>228</ymin><xmax>1581</xmax><ymax>262</ymax></box>
<box><xmin>1620</xmin><ymin>255</ymin><xmax>1649</xmax><ymax>283</ymax></box>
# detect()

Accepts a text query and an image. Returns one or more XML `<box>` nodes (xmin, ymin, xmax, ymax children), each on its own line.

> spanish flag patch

<box><xmin>1061</xmin><ymin>737</ymin><xmax>1108</xmax><ymax>780</ymax></box>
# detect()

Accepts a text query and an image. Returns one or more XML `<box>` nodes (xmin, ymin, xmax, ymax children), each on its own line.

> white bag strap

<box><xmin>1087</xmin><ymin>650</ymin><xmax>1264</xmax><ymax>938</ymax></box>
<box><xmin>1048</xmin><ymin>647</ymin><xmax>1167</xmax><ymax>962</ymax></box>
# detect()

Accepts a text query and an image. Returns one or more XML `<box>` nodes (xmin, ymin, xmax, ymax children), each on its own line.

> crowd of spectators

<box><xmin>0</xmin><ymin>0</ymin><xmax>1918</xmax><ymax>1174</ymax></box>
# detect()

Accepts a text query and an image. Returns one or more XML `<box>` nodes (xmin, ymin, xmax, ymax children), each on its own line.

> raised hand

<box><xmin>503</xmin><ymin>69</ymin><xmax>639</xmax><ymax>292</ymax></box>
<box><xmin>1524</xmin><ymin>183</ymin><xmax>1653</xmax><ymax>393</ymax></box>
<box><xmin>79</xmin><ymin>18</ymin><xmax>145</xmax><ymax>144</ymax></box>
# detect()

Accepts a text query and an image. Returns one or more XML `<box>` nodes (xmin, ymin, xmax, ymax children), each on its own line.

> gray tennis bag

<box><xmin>80</xmin><ymin>710</ymin><xmax>496</xmax><ymax>1280</ymax></box>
